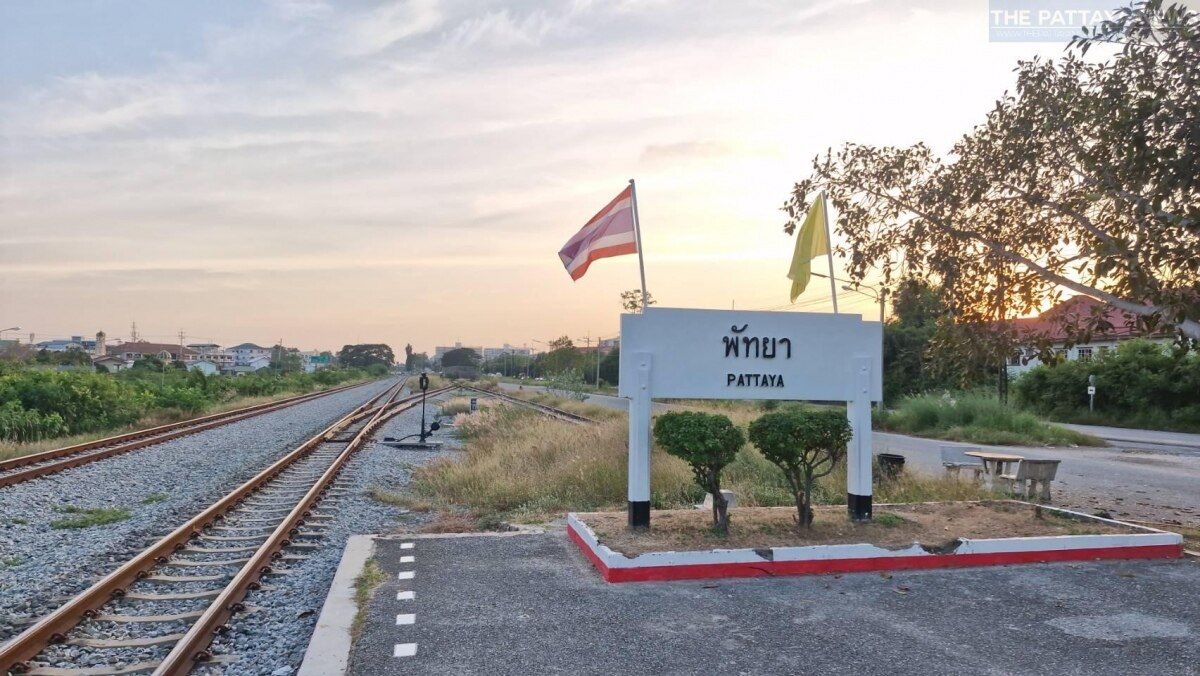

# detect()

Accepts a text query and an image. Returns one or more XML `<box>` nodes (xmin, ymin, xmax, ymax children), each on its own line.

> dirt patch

<box><xmin>579</xmin><ymin>502</ymin><xmax>1143</xmax><ymax>557</ymax></box>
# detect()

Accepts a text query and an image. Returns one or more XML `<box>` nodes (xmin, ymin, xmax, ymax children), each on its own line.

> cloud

<box><xmin>337</xmin><ymin>0</ymin><xmax>445</xmax><ymax>56</ymax></box>
<box><xmin>0</xmin><ymin>0</ymin><xmax>1058</xmax><ymax>350</ymax></box>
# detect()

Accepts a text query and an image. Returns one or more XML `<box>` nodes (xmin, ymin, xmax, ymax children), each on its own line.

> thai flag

<box><xmin>558</xmin><ymin>185</ymin><xmax>638</xmax><ymax>281</ymax></box>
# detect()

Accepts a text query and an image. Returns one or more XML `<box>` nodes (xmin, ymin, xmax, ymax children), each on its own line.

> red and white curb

<box><xmin>567</xmin><ymin>503</ymin><xmax>1184</xmax><ymax>583</ymax></box>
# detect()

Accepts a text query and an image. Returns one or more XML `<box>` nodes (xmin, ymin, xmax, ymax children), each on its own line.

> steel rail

<box><xmin>0</xmin><ymin>379</ymin><xmax>413</xmax><ymax>673</ymax></box>
<box><xmin>459</xmin><ymin>385</ymin><xmax>597</xmax><ymax>425</ymax></box>
<box><xmin>154</xmin><ymin>385</ymin><xmax>452</xmax><ymax>675</ymax></box>
<box><xmin>0</xmin><ymin>380</ymin><xmax>376</xmax><ymax>489</ymax></box>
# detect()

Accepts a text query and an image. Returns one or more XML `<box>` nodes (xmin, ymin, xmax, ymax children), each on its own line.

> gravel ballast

<box><xmin>201</xmin><ymin>393</ymin><xmax>463</xmax><ymax>675</ymax></box>
<box><xmin>0</xmin><ymin>379</ymin><xmax>396</xmax><ymax>643</ymax></box>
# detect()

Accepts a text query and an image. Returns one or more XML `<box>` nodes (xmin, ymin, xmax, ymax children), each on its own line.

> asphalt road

<box><xmin>497</xmin><ymin>384</ymin><xmax>1200</xmax><ymax>526</ymax></box>
<box><xmin>352</xmin><ymin>533</ymin><xmax>1200</xmax><ymax>676</ymax></box>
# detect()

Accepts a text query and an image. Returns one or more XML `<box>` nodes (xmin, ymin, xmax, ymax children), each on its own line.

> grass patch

<box><xmin>141</xmin><ymin>492</ymin><xmax>170</xmax><ymax>504</ymax></box>
<box><xmin>2</xmin><ymin>556</ymin><xmax>22</xmax><ymax>567</ymax></box>
<box><xmin>874</xmin><ymin>512</ymin><xmax>906</xmax><ymax>527</ymax></box>
<box><xmin>369</xmin><ymin>488</ymin><xmax>433</xmax><ymax>512</ymax></box>
<box><xmin>50</xmin><ymin>505</ymin><xmax>132</xmax><ymax>529</ymax></box>
<box><xmin>5</xmin><ymin>517</ymin><xmax>29</xmax><ymax>525</ymax></box>
<box><xmin>352</xmin><ymin>559</ymin><xmax>387</xmax><ymax>643</ymax></box>
<box><xmin>412</xmin><ymin>401</ymin><xmax>998</xmax><ymax>524</ymax></box>
<box><xmin>438</xmin><ymin>397</ymin><xmax>475</xmax><ymax>417</ymax></box>
<box><xmin>875</xmin><ymin>393</ymin><xmax>1104</xmax><ymax>447</ymax></box>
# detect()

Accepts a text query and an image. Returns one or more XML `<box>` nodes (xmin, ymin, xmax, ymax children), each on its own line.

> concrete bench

<box><xmin>940</xmin><ymin>445</ymin><xmax>984</xmax><ymax>481</ymax></box>
<box><xmin>999</xmin><ymin>459</ymin><xmax>1061</xmax><ymax>502</ymax></box>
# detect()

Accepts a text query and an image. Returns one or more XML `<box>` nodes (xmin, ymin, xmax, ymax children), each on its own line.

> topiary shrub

<box><xmin>748</xmin><ymin>410</ymin><xmax>852</xmax><ymax>529</ymax></box>
<box><xmin>652</xmin><ymin>411</ymin><xmax>744</xmax><ymax>532</ymax></box>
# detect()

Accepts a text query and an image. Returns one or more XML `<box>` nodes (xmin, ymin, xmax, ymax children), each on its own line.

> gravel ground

<box><xmin>0</xmin><ymin>379</ymin><xmax>396</xmax><ymax>643</ymax></box>
<box><xmin>201</xmin><ymin>392</ymin><xmax>463</xmax><ymax>676</ymax></box>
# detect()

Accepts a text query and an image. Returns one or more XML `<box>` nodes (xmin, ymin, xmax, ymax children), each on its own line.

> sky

<box><xmin>0</xmin><ymin>0</ymin><xmax>1069</xmax><ymax>354</ymax></box>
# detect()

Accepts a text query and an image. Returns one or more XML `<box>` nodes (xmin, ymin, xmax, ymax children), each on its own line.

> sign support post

<box><xmin>846</xmin><ymin>356</ymin><xmax>873</xmax><ymax>521</ymax></box>
<box><xmin>627</xmin><ymin>353</ymin><xmax>653</xmax><ymax>529</ymax></box>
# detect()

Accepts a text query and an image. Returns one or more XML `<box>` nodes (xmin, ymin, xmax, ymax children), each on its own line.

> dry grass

<box><xmin>438</xmin><ymin>397</ymin><xmax>475</xmax><ymax>417</ymax></box>
<box><xmin>411</xmin><ymin>397</ymin><xmax>997</xmax><ymax>524</ymax></box>
<box><xmin>369</xmin><ymin>488</ymin><xmax>433</xmax><ymax>512</ymax></box>
<box><xmin>502</xmin><ymin>389</ymin><xmax>622</xmax><ymax>421</ymax></box>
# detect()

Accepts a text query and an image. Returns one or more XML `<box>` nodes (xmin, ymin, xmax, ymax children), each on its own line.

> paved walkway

<box><xmin>351</xmin><ymin>532</ymin><xmax>1200</xmax><ymax>676</ymax></box>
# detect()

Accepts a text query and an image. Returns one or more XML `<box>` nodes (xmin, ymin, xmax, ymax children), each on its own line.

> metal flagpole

<box><xmin>821</xmin><ymin>191</ymin><xmax>839</xmax><ymax>314</ymax></box>
<box><xmin>629</xmin><ymin>179</ymin><xmax>650</xmax><ymax>311</ymax></box>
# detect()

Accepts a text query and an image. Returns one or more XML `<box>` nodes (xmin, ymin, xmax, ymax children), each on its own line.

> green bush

<box><xmin>1014</xmin><ymin>339</ymin><xmax>1200</xmax><ymax>431</ymax></box>
<box><xmin>0</xmin><ymin>364</ymin><xmax>374</xmax><ymax>443</ymax></box>
<box><xmin>748</xmin><ymin>410</ymin><xmax>852</xmax><ymax>529</ymax></box>
<box><xmin>876</xmin><ymin>392</ymin><xmax>1097</xmax><ymax>446</ymax></box>
<box><xmin>653</xmin><ymin>411</ymin><xmax>745</xmax><ymax>531</ymax></box>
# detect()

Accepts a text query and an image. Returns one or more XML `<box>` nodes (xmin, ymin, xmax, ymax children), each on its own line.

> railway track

<box><xmin>0</xmin><ymin>379</ymin><xmax>452</xmax><ymax>675</ymax></box>
<box><xmin>458</xmin><ymin>385</ymin><xmax>597</xmax><ymax>424</ymax></box>
<box><xmin>0</xmin><ymin>381</ymin><xmax>374</xmax><ymax>489</ymax></box>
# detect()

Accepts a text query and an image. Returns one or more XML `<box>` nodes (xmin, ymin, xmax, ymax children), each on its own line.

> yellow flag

<box><xmin>787</xmin><ymin>195</ymin><xmax>830</xmax><ymax>302</ymax></box>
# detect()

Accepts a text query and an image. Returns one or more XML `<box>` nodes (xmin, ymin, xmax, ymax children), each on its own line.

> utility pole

<box><xmin>178</xmin><ymin>329</ymin><xmax>185</xmax><ymax>363</ymax></box>
<box><xmin>131</xmin><ymin>321</ymin><xmax>139</xmax><ymax>343</ymax></box>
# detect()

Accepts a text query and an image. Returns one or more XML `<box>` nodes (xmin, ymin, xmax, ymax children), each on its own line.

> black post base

<box><xmin>628</xmin><ymin>501</ymin><xmax>650</xmax><ymax>529</ymax></box>
<box><xmin>848</xmin><ymin>493</ymin><xmax>873</xmax><ymax>522</ymax></box>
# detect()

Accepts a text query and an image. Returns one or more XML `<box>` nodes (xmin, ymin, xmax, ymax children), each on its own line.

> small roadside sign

<box><xmin>1087</xmin><ymin>385</ymin><xmax>1096</xmax><ymax>395</ymax></box>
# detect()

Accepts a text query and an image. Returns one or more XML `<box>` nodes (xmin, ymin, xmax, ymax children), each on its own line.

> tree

<box><xmin>653</xmin><ymin>411</ymin><xmax>745</xmax><ymax>532</ymax></box>
<box><xmin>598</xmin><ymin>346</ymin><xmax>620</xmax><ymax>386</ymax></box>
<box><xmin>405</xmin><ymin>351</ymin><xmax>429</xmax><ymax>372</ymax></box>
<box><xmin>337</xmin><ymin>344</ymin><xmax>395</xmax><ymax>368</ymax></box>
<box><xmin>748</xmin><ymin>410</ymin><xmax>852</xmax><ymax>529</ymax></box>
<box><xmin>271</xmin><ymin>344</ymin><xmax>304</xmax><ymax>373</ymax></box>
<box><xmin>881</xmin><ymin>280</ymin><xmax>995</xmax><ymax>400</ymax></box>
<box><xmin>441</xmin><ymin>347</ymin><xmax>479</xmax><ymax>367</ymax></box>
<box><xmin>542</xmin><ymin>335</ymin><xmax>581</xmax><ymax>374</ymax></box>
<box><xmin>783</xmin><ymin>1</ymin><xmax>1200</xmax><ymax>348</ymax></box>
<box><xmin>620</xmin><ymin>289</ymin><xmax>656</xmax><ymax>313</ymax></box>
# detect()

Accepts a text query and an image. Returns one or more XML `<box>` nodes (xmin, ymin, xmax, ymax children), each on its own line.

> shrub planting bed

<box><xmin>568</xmin><ymin>502</ymin><xmax>1183</xmax><ymax>583</ymax></box>
<box><xmin>579</xmin><ymin>502</ymin><xmax>1136</xmax><ymax>556</ymax></box>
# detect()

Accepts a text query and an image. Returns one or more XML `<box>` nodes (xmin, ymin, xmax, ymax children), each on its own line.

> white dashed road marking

<box><xmin>393</xmin><ymin>544</ymin><xmax>418</xmax><ymax>660</ymax></box>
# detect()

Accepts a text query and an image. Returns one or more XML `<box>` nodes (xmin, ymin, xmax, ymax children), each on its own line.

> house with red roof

<box><xmin>1007</xmin><ymin>296</ymin><xmax>1172</xmax><ymax>375</ymax></box>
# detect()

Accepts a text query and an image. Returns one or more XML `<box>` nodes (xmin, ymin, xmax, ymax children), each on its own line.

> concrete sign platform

<box><xmin>567</xmin><ymin>503</ymin><xmax>1183</xmax><ymax>583</ymax></box>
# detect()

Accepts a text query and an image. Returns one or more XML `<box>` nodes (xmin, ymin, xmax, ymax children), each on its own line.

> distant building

<box><xmin>93</xmin><ymin>355</ymin><xmax>130</xmax><ymax>373</ymax></box>
<box><xmin>105</xmin><ymin>341</ymin><xmax>197</xmax><ymax>363</ymax></box>
<box><xmin>1007</xmin><ymin>296</ymin><xmax>1173</xmax><ymax>376</ymax></box>
<box><xmin>35</xmin><ymin>338</ymin><xmax>83</xmax><ymax>352</ymax></box>
<box><xmin>187</xmin><ymin>343</ymin><xmax>222</xmax><ymax>355</ymax></box>
<box><xmin>482</xmin><ymin>344</ymin><xmax>533</xmax><ymax>361</ymax></box>
<box><xmin>35</xmin><ymin>335</ymin><xmax>100</xmax><ymax>352</ymax></box>
<box><xmin>189</xmin><ymin>360</ymin><xmax>221</xmax><ymax>376</ymax></box>
<box><xmin>435</xmin><ymin>343</ymin><xmax>484</xmax><ymax>361</ymax></box>
<box><xmin>228</xmin><ymin>343</ymin><xmax>272</xmax><ymax>365</ymax></box>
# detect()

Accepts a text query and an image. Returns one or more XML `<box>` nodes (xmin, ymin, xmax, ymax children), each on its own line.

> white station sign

<box><xmin>619</xmin><ymin>308</ymin><xmax>883</xmax><ymax>401</ymax></box>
